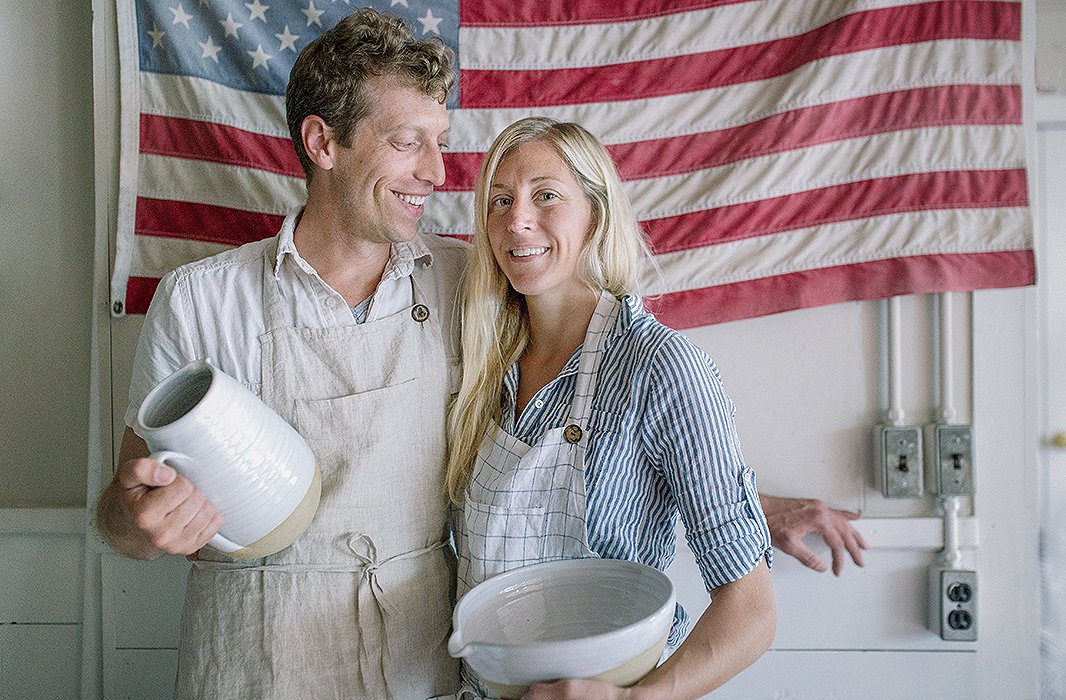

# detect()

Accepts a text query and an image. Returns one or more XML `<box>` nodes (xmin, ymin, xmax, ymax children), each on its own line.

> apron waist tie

<box><xmin>191</xmin><ymin>534</ymin><xmax>449</xmax><ymax>699</ymax></box>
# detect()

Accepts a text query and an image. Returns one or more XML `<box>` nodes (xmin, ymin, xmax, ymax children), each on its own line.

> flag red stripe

<box><xmin>459</xmin><ymin>1</ymin><xmax>1020</xmax><ymax>108</ymax></box>
<box><xmin>140</xmin><ymin>114</ymin><xmax>303</xmax><ymax>179</ymax></box>
<box><xmin>644</xmin><ymin>169</ymin><xmax>1029</xmax><ymax>252</ymax></box>
<box><xmin>125</xmin><ymin>276</ymin><xmax>162</xmax><ymax>315</ymax></box>
<box><xmin>441</xmin><ymin>84</ymin><xmax>1020</xmax><ymax>191</ymax></box>
<box><xmin>135</xmin><ymin>197</ymin><xmax>285</xmax><ymax>246</ymax></box>
<box><xmin>648</xmin><ymin>249</ymin><xmax>1037</xmax><ymax>328</ymax></box>
<box><xmin>461</xmin><ymin>0</ymin><xmax>750</xmax><ymax>27</ymax></box>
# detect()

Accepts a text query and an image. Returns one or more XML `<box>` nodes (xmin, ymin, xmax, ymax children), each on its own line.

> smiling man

<box><xmin>94</xmin><ymin>9</ymin><xmax>466</xmax><ymax>698</ymax></box>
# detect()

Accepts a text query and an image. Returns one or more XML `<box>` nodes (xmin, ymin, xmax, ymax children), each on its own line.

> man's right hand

<box><xmin>95</xmin><ymin>428</ymin><xmax>224</xmax><ymax>560</ymax></box>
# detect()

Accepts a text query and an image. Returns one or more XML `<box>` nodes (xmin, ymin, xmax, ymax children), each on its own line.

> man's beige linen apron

<box><xmin>173</xmin><ymin>246</ymin><xmax>459</xmax><ymax>699</ymax></box>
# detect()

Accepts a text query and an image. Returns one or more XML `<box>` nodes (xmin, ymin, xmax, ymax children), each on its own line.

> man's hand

<box><xmin>95</xmin><ymin>428</ymin><xmax>223</xmax><ymax>560</ymax></box>
<box><xmin>759</xmin><ymin>494</ymin><xmax>867</xmax><ymax>576</ymax></box>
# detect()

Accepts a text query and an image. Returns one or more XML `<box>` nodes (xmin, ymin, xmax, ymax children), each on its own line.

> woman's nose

<box><xmin>507</xmin><ymin>199</ymin><xmax>534</xmax><ymax>233</ymax></box>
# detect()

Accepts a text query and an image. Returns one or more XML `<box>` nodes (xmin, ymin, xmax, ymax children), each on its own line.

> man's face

<box><xmin>329</xmin><ymin>76</ymin><xmax>450</xmax><ymax>245</ymax></box>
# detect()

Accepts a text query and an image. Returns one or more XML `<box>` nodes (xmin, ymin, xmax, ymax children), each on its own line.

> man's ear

<box><xmin>301</xmin><ymin>115</ymin><xmax>335</xmax><ymax>172</ymax></box>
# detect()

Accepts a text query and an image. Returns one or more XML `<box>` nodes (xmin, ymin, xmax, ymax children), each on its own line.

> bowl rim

<box><xmin>452</xmin><ymin>558</ymin><xmax>676</xmax><ymax>656</ymax></box>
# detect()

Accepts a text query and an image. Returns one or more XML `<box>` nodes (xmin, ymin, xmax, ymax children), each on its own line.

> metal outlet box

<box><xmin>929</xmin><ymin>568</ymin><xmax>978</xmax><ymax>641</ymax></box>
<box><xmin>877</xmin><ymin>425</ymin><xmax>924</xmax><ymax>498</ymax></box>
<box><xmin>933</xmin><ymin>424</ymin><xmax>975</xmax><ymax>496</ymax></box>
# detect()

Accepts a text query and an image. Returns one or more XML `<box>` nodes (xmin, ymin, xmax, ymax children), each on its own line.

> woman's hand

<box><xmin>523</xmin><ymin>679</ymin><xmax>641</xmax><ymax>700</ymax></box>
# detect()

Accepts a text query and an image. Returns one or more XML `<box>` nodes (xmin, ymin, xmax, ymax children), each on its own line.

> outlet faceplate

<box><xmin>934</xmin><ymin>424</ymin><xmax>974</xmax><ymax>496</ymax></box>
<box><xmin>878</xmin><ymin>425</ymin><xmax>924</xmax><ymax>498</ymax></box>
<box><xmin>930</xmin><ymin>569</ymin><xmax>978</xmax><ymax>641</ymax></box>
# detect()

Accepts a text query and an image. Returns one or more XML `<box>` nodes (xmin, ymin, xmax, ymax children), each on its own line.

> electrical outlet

<box><xmin>929</xmin><ymin>568</ymin><xmax>977</xmax><ymax>641</ymax></box>
<box><xmin>877</xmin><ymin>425</ymin><xmax>924</xmax><ymax>498</ymax></box>
<box><xmin>933</xmin><ymin>424</ymin><xmax>974</xmax><ymax>496</ymax></box>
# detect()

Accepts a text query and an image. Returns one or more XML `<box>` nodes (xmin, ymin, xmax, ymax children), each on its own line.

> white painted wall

<box><xmin>0</xmin><ymin>0</ymin><xmax>1059</xmax><ymax>698</ymax></box>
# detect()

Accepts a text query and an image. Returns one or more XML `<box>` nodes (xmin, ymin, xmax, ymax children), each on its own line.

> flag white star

<box><xmin>390</xmin><ymin>0</ymin><xmax>409</xmax><ymax>6</ymax></box>
<box><xmin>248</xmin><ymin>44</ymin><xmax>273</xmax><ymax>69</ymax></box>
<box><xmin>302</xmin><ymin>1</ymin><xmax>325</xmax><ymax>27</ymax></box>
<box><xmin>169</xmin><ymin>3</ymin><xmax>193</xmax><ymax>28</ymax></box>
<box><xmin>148</xmin><ymin>24</ymin><xmax>166</xmax><ymax>48</ymax></box>
<box><xmin>220</xmin><ymin>13</ymin><xmax>243</xmax><ymax>38</ymax></box>
<box><xmin>418</xmin><ymin>9</ymin><xmax>442</xmax><ymax>35</ymax></box>
<box><xmin>244</xmin><ymin>0</ymin><xmax>269</xmax><ymax>22</ymax></box>
<box><xmin>198</xmin><ymin>0</ymin><xmax>210</xmax><ymax>5</ymax></box>
<box><xmin>198</xmin><ymin>35</ymin><xmax>222</xmax><ymax>62</ymax></box>
<box><xmin>275</xmin><ymin>25</ymin><xmax>300</xmax><ymax>52</ymax></box>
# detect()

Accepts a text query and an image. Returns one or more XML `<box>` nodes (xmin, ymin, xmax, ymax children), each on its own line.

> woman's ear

<box><xmin>301</xmin><ymin>115</ymin><xmax>335</xmax><ymax>172</ymax></box>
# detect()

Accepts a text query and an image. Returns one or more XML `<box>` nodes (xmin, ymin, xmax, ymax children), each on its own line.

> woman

<box><xmin>447</xmin><ymin>117</ymin><xmax>775</xmax><ymax>699</ymax></box>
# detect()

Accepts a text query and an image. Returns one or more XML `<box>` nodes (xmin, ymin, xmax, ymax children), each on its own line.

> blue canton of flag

<box><xmin>134</xmin><ymin>0</ymin><xmax>460</xmax><ymax>105</ymax></box>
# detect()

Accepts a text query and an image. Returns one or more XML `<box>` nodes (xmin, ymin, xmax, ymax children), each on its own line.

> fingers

<box><xmin>778</xmin><ymin>535</ymin><xmax>828</xmax><ymax>574</ymax></box>
<box><xmin>115</xmin><ymin>458</ymin><xmax>223</xmax><ymax>556</ymax></box>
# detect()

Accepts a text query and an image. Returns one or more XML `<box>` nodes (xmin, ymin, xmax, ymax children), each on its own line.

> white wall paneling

<box><xmin>1</xmin><ymin>509</ymin><xmax>85</xmax><ymax>700</ymax></box>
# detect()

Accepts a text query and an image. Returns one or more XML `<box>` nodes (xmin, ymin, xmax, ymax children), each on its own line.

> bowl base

<box><xmin>482</xmin><ymin>630</ymin><xmax>669</xmax><ymax>700</ymax></box>
<box><xmin>211</xmin><ymin>465</ymin><xmax>321</xmax><ymax>560</ymax></box>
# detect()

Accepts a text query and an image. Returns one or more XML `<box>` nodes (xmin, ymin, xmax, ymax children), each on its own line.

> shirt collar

<box><xmin>272</xmin><ymin>208</ymin><xmax>434</xmax><ymax>280</ymax></box>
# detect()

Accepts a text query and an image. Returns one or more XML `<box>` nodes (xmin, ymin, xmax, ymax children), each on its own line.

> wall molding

<box><xmin>0</xmin><ymin>508</ymin><xmax>85</xmax><ymax>534</ymax></box>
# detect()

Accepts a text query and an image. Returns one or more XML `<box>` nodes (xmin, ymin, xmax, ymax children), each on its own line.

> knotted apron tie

<box><xmin>192</xmin><ymin>534</ymin><xmax>449</xmax><ymax>698</ymax></box>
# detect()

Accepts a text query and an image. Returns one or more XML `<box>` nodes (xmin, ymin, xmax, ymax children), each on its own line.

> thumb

<box><xmin>117</xmin><ymin>458</ymin><xmax>177</xmax><ymax>489</ymax></box>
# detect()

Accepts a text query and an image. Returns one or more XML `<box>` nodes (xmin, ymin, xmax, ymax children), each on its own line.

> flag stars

<box><xmin>245</xmin><ymin>0</ymin><xmax>269</xmax><ymax>22</ymax></box>
<box><xmin>148</xmin><ymin>24</ymin><xmax>166</xmax><ymax>48</ymax></box>
<box><xmin>275</xmin><ymin>25</ymin><xmax>300</xmax><ymax>52</ymax></box>
<box><xmin>198</xmin><ymin>35</ymin><xmax>222</xmax><ymax>62</ymax></box>
<box><xmin>248</xmin><ymin>44</ymin><xmax>273</xmax><ymax>70</ymax></box>
<box><xmin>220</xmin><ymin>13</ymin><xmax>243</xmax><ymax>38</ymax></box>
<box><xmin>302</xmin><ymin>1</ymin><xmax>325</xmax><ymax>27</ymax></box>
<box><xmin>390</xmin><ymin>0</ymin><xmax>409</xmax><ymax>6</ymax></box>
<box><xmin>418</xmin><ymin>9</ymin><xmax>442</xmax><ymax>35</ymax></box>
<box><xmin>169</xmin><ymin>3</ymin><xmax>193</xmax><ymax>28</ymax></box>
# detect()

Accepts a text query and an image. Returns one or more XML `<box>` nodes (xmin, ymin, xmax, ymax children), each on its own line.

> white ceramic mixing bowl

<box><xmin>448</xmin><ymin>558</ymin><xmax>676</xmax><ymax>698</ymax></box>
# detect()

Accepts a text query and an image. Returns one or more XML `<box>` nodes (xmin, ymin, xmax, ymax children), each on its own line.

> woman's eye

<box><xmin>491</xmin><ymin>196</ymin><xmax>513</xmax><ymax>208</ymax></box>
<box><xmin>538</xmin><ymin>191</ymin><xmax>558</xmax><ymax>201</ymax></box>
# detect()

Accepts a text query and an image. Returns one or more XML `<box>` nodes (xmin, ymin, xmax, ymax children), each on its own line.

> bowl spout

<box><xmin>448</xmin><ymin>629</ymin><xmax>470</xmax><ymax>658</ymax></box>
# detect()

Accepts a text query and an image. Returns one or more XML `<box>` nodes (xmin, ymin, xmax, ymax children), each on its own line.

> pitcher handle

<box><xmin>146</xmin><ymin>450</ymin><xmax>243</xmax><ymax>553</ymax></box>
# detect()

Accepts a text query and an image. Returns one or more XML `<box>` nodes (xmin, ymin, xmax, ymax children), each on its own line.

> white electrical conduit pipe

<box><xmin>885</xmin><ymin>297</ymin><xmax>905</xmax><ymax>426</ymax></box>
<box><xmin>934</xmin><ymin>292</ymin><xmax>963</xmax><ymax>568</ymax></box>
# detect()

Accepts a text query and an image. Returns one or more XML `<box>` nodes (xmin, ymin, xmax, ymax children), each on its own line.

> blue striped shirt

<box><xmin>499</xmin><ymin>294</ymin><xmax>772</xmax><ymax>646</ymax></box>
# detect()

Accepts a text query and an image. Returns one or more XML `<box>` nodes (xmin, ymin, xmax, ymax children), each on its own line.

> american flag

<box><xmin>113</xmin><ymin>0</ymin><xmax>1034</xmax><ymax>328</ymax></box>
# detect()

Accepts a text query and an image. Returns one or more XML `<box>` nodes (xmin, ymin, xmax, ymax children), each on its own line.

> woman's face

<box><xmin>485</xmin><ymin>140</ymin><xmax>594</xmax><ymax>305</ymax></box>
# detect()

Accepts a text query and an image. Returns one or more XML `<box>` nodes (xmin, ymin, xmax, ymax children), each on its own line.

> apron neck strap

<box><xmin>566</xmin><ymin>290</ymin><xmax>620</xmax><ymax>425</ymax></box>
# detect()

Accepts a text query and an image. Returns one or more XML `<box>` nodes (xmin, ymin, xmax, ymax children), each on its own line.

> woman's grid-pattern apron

<box><xmin>173</xmin><ymin>246</ymin><xmax>459</xmax><ymax>699</ymax></box>
<box><xmin>455</xmin><ymin>292</ymin><xmax>620</xmax><ymax>696</ymax></box>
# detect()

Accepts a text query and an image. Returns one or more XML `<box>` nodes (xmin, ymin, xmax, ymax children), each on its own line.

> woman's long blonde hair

<box><xmin>446</xmin><ymin>117</ymin><xmax>651</xmax><ymax>503</ymax></box>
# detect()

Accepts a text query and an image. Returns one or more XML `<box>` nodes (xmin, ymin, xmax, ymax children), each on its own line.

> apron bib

<box><xmin>174</xmin><ymin>246</ymin><xmax>459</xmax><ymax>699</ymax></box>
<box><xmin>456</xmin><ymin>291</ymin><xmax>620</xmax><ymax>596</ymax></box>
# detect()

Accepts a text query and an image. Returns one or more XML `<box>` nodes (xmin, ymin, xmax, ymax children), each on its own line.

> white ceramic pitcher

<box><xmin>134</xmin><ymin>358</ymin><xmax>321</xmax><ymax>559</ymax></box>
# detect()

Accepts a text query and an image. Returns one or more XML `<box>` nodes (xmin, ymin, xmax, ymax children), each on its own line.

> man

<box><xmin>96</xmin><ymin>9</ymin><xmax>464</xmax><ymax>698</ymax></box>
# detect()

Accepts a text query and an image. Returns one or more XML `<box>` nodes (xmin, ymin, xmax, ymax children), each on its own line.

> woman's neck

<box><xmin>514</xmin><ymin>287</ymin><xmax>600</xmax><ymax>419</ymax></box>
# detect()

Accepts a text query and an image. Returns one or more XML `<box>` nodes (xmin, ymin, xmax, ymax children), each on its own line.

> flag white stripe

<box><xmin>639</xmin><ymin>207</ymin><xmax>1031</xmax><ymax>295</ymax></box>
<box><xmin>126</xmin><ymin>207</ymin><xmax>1031</xmax><ymax>290</ymax></box>
<box><xmin>421</xmin><ymin>124</ymin><xmax>1025</xmax><ymax>233</ymax></box>
<box><xmin>139</xmin><ymin>153</ymin><xmax>305</xmax><ymax>214</ymax></box>
<box><xmin>461</xmin><ymin>0</ymin><xmax>952</xmax><ymax>69</ymax></box>
<box><xmin>128</xmin><ymin>236</ymin><xmax>234</xmax><ymax>280</ymax></box>
<box><xmin>450</xmin><ymin>40</ymin><xmax>1020</xmax><ymax>149</ymax></box>
<box><xmin>139</xmin><ymin>39</ymin><xmax>1019</xmax><ymax>151</ymax></box>
<box><xmin>141</xmin><ymin>72</ymin><xmax>289</xmax><ymax>138</ymax></box>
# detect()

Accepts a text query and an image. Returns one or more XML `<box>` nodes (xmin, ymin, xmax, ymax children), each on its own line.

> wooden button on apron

<box><xmin>564</xmin><ymin>424</ymin><xmax>583</xmax><ymax>444</ymax></box>
<box><xmin>412</xmin><ymin>304</ymin><xmax>430</xmax><ymax>322</ymax></box>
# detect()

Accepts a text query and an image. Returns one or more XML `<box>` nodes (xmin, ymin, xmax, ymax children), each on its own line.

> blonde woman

<box><xmin>447</xmin><ymin>117</ymin><xmax>776</xmax><ymax>699</ymax></box>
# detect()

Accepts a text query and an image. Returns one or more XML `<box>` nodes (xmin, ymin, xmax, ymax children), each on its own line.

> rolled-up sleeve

<box><xmin>641</xmin><ymin>334</ymin><xmax>772</xmax><ymax>591</ymax></box>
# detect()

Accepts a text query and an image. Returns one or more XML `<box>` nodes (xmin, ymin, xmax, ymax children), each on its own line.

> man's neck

<box><xmin>293</xmin><ymin>204</ymin><xmax>392</xmax><ymax>307</ymax></box>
